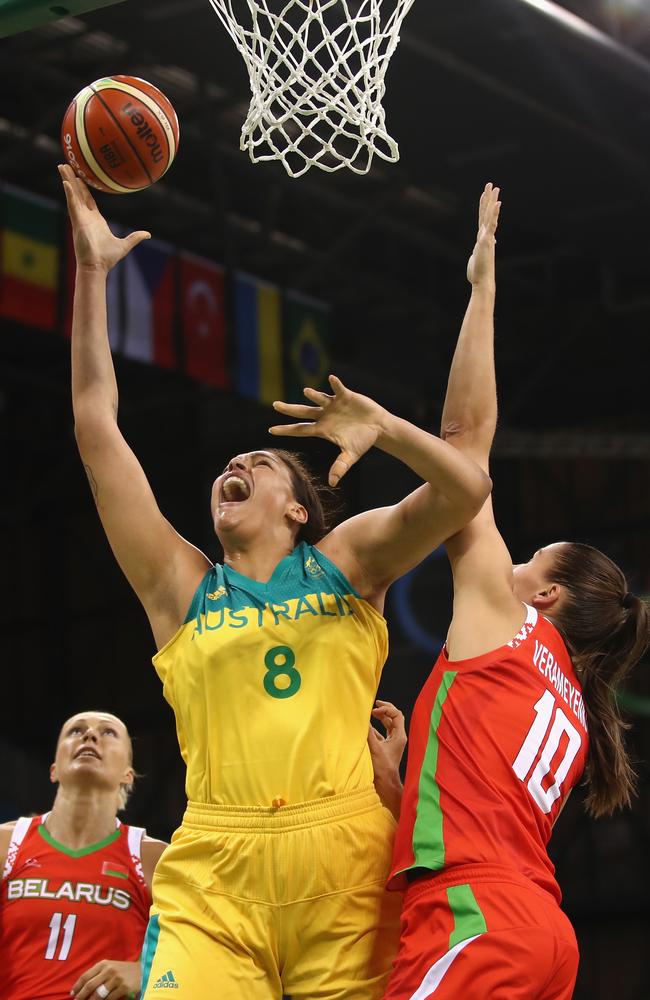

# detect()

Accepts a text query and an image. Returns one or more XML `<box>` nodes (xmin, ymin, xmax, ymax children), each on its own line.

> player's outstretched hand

<box><xmin>368</xmin><ymin>700</ymin><xmax>407</xmax><ymax>820</ymax></box>
<box><xmin>269</xmin><ymin>375</ymin><xmax>386</xmax><ymax>487</ymax></box>
<box><xmin>71</xmin><ymin>958</ymin><xmax>140</xmax><ymax>1000</ymax></box>
<box><xmin>467</xmin><ymin>182</ymin><xmax>501</xmax><ymax>287</ymax></box>
<box><xmin>58</xmin><ymin>163</ymin><xmax>150</xmax><ymax>274</ymax></box>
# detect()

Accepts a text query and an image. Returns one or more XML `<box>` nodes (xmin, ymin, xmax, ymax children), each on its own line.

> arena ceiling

<box><xmin>1</xmin><ymin>0</ymin><xmax>650</xmax><ymax>430</ymax></box>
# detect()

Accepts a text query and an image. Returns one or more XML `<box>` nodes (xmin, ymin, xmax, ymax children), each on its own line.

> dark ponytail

<box><xmin>269</xmin><ymin>449</ymin><xmax>337</xmax><ymax>545</ymax></box>
<box><xmin>550</xmin><ymin>543</ymin><xmax>650</xmax><ymax>817</ymax></box>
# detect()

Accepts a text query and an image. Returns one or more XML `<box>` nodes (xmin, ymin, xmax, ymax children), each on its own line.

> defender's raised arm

<box><xmin>441</xmin><ymin>182</ymin><xmax>500</xmax><ymax>469</ymax></box>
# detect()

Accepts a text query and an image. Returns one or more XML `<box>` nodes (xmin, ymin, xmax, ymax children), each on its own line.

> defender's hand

<box><xmin>369</xmin><ymin>700</ymin><xmax>407</xmax><ymax>774</ymax></box>
<box><xmin>58</xmin><ymin>163</ymin><xmax>150</xmax><ymax>274</ymax></box>
<box><xmin>269</xmin><ymin>375</ymin><xmax>386</xmax><ymax>487</ymax></box>
<box><xmin>368</xmin><ymin>700</ymin><xmax>407</xmax><ymax>820</ymax></box>
<box><xmin>467</xmin><ymin>182</ymin><xmax>501</xmax><ymax>287</ymax></box>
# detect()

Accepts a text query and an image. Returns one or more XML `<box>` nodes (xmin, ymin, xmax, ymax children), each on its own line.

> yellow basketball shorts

<box><xmin>140</xmin><ymin>787</ymin><xmax>401</xmax><ymax>999</ymax></box>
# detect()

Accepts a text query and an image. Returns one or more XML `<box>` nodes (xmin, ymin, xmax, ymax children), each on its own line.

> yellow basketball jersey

<box><xmin>153</xmin><ymin>542</ymin><xmax>388</xmax><ymax>807</ymax></box>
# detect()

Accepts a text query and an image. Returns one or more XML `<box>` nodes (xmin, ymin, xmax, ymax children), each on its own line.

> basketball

<box><xmin>61</xmin><ymin>75</ymin><xmax>179</xmax><ymax>194</ymax></box>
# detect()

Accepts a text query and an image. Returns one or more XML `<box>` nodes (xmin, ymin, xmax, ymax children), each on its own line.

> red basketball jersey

<box><xmin>389</xmin><ymin>605</ymin><xmax>589</xmax><ymax>902</ymax></box>
<box><xmin>0</xmin><ymin>814</ymin><xmax>152</xmax><ymax>1000</ymax></box>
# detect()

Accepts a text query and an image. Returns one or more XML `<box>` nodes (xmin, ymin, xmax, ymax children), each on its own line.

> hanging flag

<box><xmin>121</xmin><ymin>237</ymin><xmax>176</xmax><ymax>368</ymax></box>
<box><xmin>0</xmin><ymin>185</ymin><xmax>60</xmax><ymax>331</ymax></box>
<box><xmin>63</xmin><ymin>220</ymin><xmax>123</xmax><ymax>353</ymax></box>
<box><xmin>234</xmin><ymin>272</ymin><xmax>283</xmax><ymax>404</ymax></box>
<box><xmin>284</xmin><ymin>291</ymin><xmax>331</xmax><ymax>402</ymax></box>
<box><xmin>180</xmin><ymin>252</ymin><xmax>228</xmax><ymax>388</ymax></box>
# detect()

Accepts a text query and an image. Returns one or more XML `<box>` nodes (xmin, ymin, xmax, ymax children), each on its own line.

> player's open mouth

<box><xmin>74</xmin><ymin>747</ymin><xmax>101</xmax><ymax>760</ymax></box>
<box><xmin>220</xmin><ymin>475</ymin><xmax>252</xmax><ymax>504</ymax></box>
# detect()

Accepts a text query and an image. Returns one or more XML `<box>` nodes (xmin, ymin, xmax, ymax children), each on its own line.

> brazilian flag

<box><xmin>284</xmin><ymin>292</ymin><xmax>331</xmax><ymax>403</ymax></box>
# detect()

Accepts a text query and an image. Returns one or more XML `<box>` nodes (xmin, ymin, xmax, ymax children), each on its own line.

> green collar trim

<box><xmin>38</xmin><ymin>823</ymin><xmax>121</xmax><ymax>858</ymax></box>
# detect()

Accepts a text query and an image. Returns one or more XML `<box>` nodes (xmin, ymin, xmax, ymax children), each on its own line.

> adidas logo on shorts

<box><xmin>153</xmin><ymin>970</ymin><xmax>179</xmax><ymax>989</ymax></box>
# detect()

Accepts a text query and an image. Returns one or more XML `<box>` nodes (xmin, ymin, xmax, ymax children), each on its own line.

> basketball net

<box><xmin>207</xmin><ymin>0</ymin><xmax>416</xmax><ymax>177</ymax></box>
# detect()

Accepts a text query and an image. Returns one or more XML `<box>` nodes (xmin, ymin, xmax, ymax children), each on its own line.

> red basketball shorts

<box><xmin>383</xmin><ymin>865</ymin><xmax>579</xmax><ymax>1000</ymax></box>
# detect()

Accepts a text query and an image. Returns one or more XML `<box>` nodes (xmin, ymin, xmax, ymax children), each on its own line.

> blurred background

<box><xmin>1</xmin><ymin>1</ymin><xmax>650</xmax><ymax>996</ymax></box>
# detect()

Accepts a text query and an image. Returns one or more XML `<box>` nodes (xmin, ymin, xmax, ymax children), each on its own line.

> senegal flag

<box><xmin>0</xmin><ymin>185</ymin><xmax>60</xmax><ymax>330</ymax></box>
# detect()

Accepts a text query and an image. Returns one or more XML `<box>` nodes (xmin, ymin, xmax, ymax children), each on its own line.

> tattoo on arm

<box><xmin>84</xmin><ymin>464</ymin><xmax>99</xmax><ymax>505</ymax></box>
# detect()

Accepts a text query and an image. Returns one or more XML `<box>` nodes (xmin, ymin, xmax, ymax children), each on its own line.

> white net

<box><xmin>207</xmin><ymin>0</ymin><xmax>416</xmax><ymax>177</ymax></box>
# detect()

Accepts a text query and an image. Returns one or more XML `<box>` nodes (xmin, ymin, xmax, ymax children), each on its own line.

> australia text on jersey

<box><xmin>192</xmin><ymin>592</ymin><xmax>356</xmax><ymax>638</ymax></box>
<box><xmin>6</xmin><ymin>878</ymin><xmax>132</xmax><ymax>909</ymax></box>
<box><xmin>533</xmin><ymin>640</ymin><xmax>587</xmax><ymax>730</ymax></box>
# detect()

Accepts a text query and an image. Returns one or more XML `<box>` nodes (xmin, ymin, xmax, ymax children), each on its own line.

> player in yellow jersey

<box><xmin>60</xmin><ymin>163</ymin><xmax>491</xmax><ymax>1000</ymax></box>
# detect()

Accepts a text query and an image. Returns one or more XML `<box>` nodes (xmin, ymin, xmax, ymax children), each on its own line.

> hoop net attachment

<box><xmin>207</xmin><ymin>0</ymin><xmax>416</xmax><ymax>178</ymax></box>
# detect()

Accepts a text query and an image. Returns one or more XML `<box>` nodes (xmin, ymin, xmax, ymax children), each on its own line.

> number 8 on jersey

<box><xmin>264</xmin><ymin>646</ymin><xmax>301</xmax><ymax>699</ymax></box>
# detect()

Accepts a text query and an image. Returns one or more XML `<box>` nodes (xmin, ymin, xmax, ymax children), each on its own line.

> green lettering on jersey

<box><xmin>263</xmin><ymin>646</ymin><xmax>301</xmax><ymax>699</ymax></box>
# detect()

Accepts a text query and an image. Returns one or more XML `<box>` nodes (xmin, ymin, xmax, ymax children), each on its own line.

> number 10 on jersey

<box><xmin>513</xmin><ymin>690</ymin><xmax>582</xmax><ymax>814</ymax></box>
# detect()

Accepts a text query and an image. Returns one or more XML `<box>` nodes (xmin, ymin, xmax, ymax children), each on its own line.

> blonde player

<box><xmin>0</xmin><ymin>711</ymin><xmax>167</xmax><ymax>1000</ymax></box>
<box><xmin>60</xmin><ymin>162</ymin><xmax>490</xmax><ymax>1000</ymax></box>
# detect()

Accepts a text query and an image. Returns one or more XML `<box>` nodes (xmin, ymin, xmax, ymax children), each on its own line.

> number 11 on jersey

<box><xmin>513</xmin><ymin>689</ymin><xmax>582</xmax><ymax>814</ymax></box>
<box><xmin>45</xmin><ymin>912</ymin><xmax>77</xmax><ymax>961</ymax></box>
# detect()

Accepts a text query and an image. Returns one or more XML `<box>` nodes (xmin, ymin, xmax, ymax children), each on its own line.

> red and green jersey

<box><xmin>0</xmin><ymin>814</ymin><xmax>151</xmax><ymax>1000</ymax></box>
<box><xmin>389</xmin><ymin>605</ymin><xmax>589</xmax><ymax>902</ymax></box>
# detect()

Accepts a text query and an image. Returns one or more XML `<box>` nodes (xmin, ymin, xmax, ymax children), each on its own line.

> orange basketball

<box><xmin>61</xmin><ymin>75</ymin><xmax>180</xmax><ymax>194</ymax></box>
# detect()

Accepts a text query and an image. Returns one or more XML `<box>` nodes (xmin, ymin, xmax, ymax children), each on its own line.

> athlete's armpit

<box><xmin>83</xmin><ymin>464</ymin><xmax>99</xmax><ymax>505</ymax></box>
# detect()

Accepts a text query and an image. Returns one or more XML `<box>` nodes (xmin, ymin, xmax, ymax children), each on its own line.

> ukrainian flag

<box><xmin>234</xmin><ymin>272</ymin><xmax>283</xmax><ymax>404</ymax></box>
<box><xmin>0</xmin><ymin>185</ymin><xmax>59</xmax><ymax>331</ymax></box>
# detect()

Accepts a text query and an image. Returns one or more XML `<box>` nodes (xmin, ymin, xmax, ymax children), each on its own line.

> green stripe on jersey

<box><xmin>447</xmin><ymin>883</ymin><xmax>488</xmax><ymax>948</ymax></box>
<box><xmin>38</xmin><ymin>824</ymin><xmax>121</xmax><ymax>858</ymax></box>
<box><xmin>103</xmin><ymin>866</ymin><xmax>128</xmax><ymax>879</ymax></box>
<box><xmin>411</xmin><ymin>670</ymin><xmax>457</xmax><ymax>870</ymax></box>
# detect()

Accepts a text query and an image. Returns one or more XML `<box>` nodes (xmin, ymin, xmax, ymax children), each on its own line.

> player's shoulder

<box><xmin>0</xmin><ymin>816</ymin><xmax>39</xmax><ymax>840</ymax></box>
<box><xmin>0</xmin><ymin>820</ymin><xmax>17</xmax><ymax>844</ymax></box>
<box><xmin>140</xmin><ymin>834</ymin><xmax>167</xmax><ymax>862</ymax></box>
<box><xmin>139</xmin><ymin>834</ymin><xmax>168</xmax><ymax>888</ymax></box>
<box><xmin>0</xmin><ymin>820</ymin><xmax>19</xmax><ymax>870</ymax></box>
<box><xmin>142</xmin><ymin>834</ymin><xmax>167</xmax><ymax>849</ymax></box>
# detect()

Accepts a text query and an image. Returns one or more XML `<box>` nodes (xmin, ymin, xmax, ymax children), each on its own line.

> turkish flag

<box><xmin>180</xmin><ymin>252</ymin><xmax>228</xmax><ymax>388</ymax></box>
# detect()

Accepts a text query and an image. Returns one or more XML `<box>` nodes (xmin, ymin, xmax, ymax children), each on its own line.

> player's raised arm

<box><xmin>440</xmin><ymin>184</ymin><xmax>526</xmax><ymax>658</ymax></box>
<box><xmin>60</xmin><ymin>165</ymin><xmax>210</xmax><ymax>648</ymax></box>
<box><xmin>269</xmin><ymin>376</ymin><xmax>491</xmax><ymax>606</ymax></box>
<box><xmin>441</xmin><ymin>183</ymin><xmax>500</xmax><ymax>472</ymax></box>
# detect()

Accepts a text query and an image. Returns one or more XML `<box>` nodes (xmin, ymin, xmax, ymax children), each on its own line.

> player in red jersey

<box><xmin>0</xmin><ymin>711</ymin><xmax>167</xmax><ymax>1000</ymax></box>
<box><xmin>0</xmin><ymin>703</ymin><xmax>403</xmax><ymax>1000</ymax></box>
<box><xmin>383</xmin><ymin>185</ymin><xmax>650</xmax><ymax>1000</ymax></box>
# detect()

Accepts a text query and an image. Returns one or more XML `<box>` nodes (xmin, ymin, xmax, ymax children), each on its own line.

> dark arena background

<box><xmin>2</xmin><ymin>1</ymin><xmax>650</xmax><ymax>997</ymax></box>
